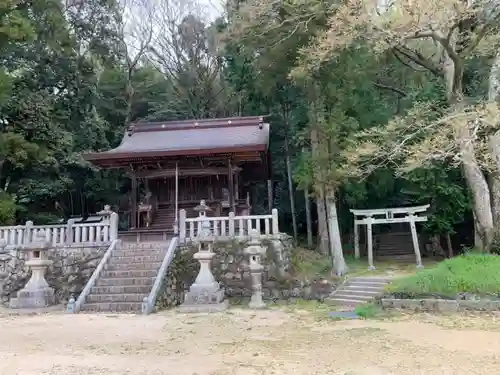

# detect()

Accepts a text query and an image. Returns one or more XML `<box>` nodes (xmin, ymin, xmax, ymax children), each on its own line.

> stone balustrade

<box><xmin>179</xmin><ymin>207</ymin><xmax>279</xmax><ymax>242</ymax></box>
<box><xmin>0</xmin><ymin>211</ymin><xmax>118</xmax><ymax>249</ymax></box>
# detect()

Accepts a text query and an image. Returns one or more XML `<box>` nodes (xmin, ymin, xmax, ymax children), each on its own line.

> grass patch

<box><xmin>291</xmin><ymin>247</ymin><xmax>331</xmax><ymax>279</ymax></box>
<box><xmin>387</xmin><ymin>253</ymin><xmax>500</xmax><ymax>299</ymax></box>
<box><xmin>354</xmin><ymin>302</ymin><xmax>383</xmax><ymax>319</ymax></box>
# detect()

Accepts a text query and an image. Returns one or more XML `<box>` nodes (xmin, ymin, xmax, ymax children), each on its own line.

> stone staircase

<box><xmin>327</xmin><ymin>276</ymin><xmax>393</xmax><ymax>305</ymax></box>
<box><xmin>376</xmin><ymin>232</ymin><xmax>416</xmax><ymax>260</ymax></box>
<box><xmin>79</xmin><ymin>241</ymin><xmax>170</xmax><ymax>313</ymax></box>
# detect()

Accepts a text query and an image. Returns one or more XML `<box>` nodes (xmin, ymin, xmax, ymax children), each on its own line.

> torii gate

<box><xmin>350</xmin><ymin>204</ymin><xmax>430</xmax><ymax>270</ymax></box>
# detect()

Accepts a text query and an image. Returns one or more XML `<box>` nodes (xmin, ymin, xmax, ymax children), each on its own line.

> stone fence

<box><xmin>179</xmin><ymin>207</ymin><xmax>280</xmax><ymax>243</ymax></box>
<box><xmin>0</xmin><ymin>210</ymin><xmax>118</xmax><ymax>249</ymax></box>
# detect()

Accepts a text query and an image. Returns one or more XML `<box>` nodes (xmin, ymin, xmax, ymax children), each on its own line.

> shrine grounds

<box><xmin>1</xmin><ymin>304</ymin><xmax>500</xmax><ymax>375</ymax></box>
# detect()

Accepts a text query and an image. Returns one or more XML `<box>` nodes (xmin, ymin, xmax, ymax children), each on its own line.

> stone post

<box><xmin>271</xmin><ymin>208</ymin><xmax>279</xmax><ymax>234</ymax></box>
<box><xmin>110</xmin><ymin>212</ymin><xmax>118</xmax><ymax>241</ymax></box>
<box><xmin>66</xmin><ymin>218</ymin><xmax>75</xmax><ymax>245</ymax></box>
<box><xmin>179</xmin><ymin>209</ymin><xmax>186</xmax><ymax>241</ymax></box>
<box><xmin>0</xmin><ymin>239</ymin><xmax>7</xmax><ymax>302</ymax></box>
<box><xmin>179</xmin><ymin>200</ymin><xmax>228</xmax><ymax>313</ymax></box>
<box><xmin>228</xmin><ymin>212</ymin><xmax>235</xmax><ymax>237</ymax></box>
<box><xmin>24</xmin><ymin>221</ymin><xmax>33</xmax><ymax>244</ymax></box>
<box><xmin>9</xmin><ymin>230</ymin><xmax>55</xmax><ymax>309</ymax></box>
<box><xmin>244</xmin><ymin>229</ymin><xmax>266</xmax><ymax>309</ymax></box>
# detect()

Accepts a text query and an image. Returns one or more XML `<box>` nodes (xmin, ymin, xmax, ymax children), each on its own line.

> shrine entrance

<box><xmin>350</xmin><ymin>205</ymin><xmax>430</xmax><ymax>269</ymax></box>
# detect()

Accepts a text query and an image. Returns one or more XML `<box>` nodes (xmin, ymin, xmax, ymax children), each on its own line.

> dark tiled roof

<box><xmin>84</xmin><ymin>116</ymin><xmax>270</xmax><ymax>163</ymax></box>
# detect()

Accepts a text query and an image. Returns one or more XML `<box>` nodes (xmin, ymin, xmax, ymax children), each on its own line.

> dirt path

<box><xmin>1</xmin><ymin>307</ymin><xmax>500</xmax><ymax>375</ymax></box>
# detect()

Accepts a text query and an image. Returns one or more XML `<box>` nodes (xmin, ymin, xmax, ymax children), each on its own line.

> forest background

<box><xmin>2</xmin><ymin>0</ymin><xmax>500</xmax><ymax>274</ymax></box>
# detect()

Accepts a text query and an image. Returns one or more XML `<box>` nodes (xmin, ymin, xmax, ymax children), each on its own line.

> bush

<box><xmin>387</xmin><ymin>254</ymin><xmax>500</xmax><ymax>299</ymax></box>
<box><xmin>0</xmin><ymin>192</ymin><xmax>15</xmax><ymax>225</ymax></box>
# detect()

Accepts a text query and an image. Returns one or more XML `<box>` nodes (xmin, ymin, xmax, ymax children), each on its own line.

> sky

<box><xmin>203</xmin><ymin>0</ymin><xmax>224</xmax><ymax>20</ymax></box>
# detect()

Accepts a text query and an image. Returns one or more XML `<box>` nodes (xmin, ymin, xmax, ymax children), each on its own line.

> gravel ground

<box><xmin>1</xmin><ymin>306</ymin><xmax>500</xmax><ymax>375</ymax></box>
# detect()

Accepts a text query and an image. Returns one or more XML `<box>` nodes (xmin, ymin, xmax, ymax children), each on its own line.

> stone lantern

<box><xmin>9</xmin><ymin>230</ymin><xmax>55</xmax><ymax>309</ymax></box>
<box><xmin>244</xmin><ymin>229</ymin><xmax>267</xmax><ymax>309</ymax></box>
<box><xmin>179</xmin><ymin>200</ymin><xmax>228</xmax><ymax>313</ymax></box>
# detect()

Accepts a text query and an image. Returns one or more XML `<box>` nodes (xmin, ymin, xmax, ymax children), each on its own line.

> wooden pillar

<box><xmin>267</xmin><ymin>179</ymin><xmax>272</xmax><ymax>212</ymax></box>
<box><xmin>174</xmin><ymin>161</ymin><xmax>179</xmax><ymax>234</ymax></box>
<box><xmin>409</xmin><ymin>214</ymin><xmax>424</xmax><ymax>268</ymax></box>
<box><xmin>131</xmin><ymin>171</ymin><xmax>137</xmax><ymax>229</ymax></box>
<box><xmin>235</xmin><ymin>170</ymin><xmax>240</xmax><ymax>200</ymax></box>
<box><xmin>354</xmin><ymin>221</ymin><xmax>360</xmax><ymax>260</ymax></box>
<box><xmin>366</xmin><ymin>216</ymin><xmax>375</xmax><ymax>270</ymax></box>
<box><xmin>228</xmin><ymin>158</ymin><xmax>235</xmax><ymax>213</ymax></box>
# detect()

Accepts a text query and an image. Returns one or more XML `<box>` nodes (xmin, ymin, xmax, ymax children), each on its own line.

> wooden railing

<box><xmin>179</xmin><ymin>208</ymin><xmax>279</xmax><ymax>242</ymax></box>
<box><xmin>0</xmin><ymin>212</ymin><xmax>118</xmax><ymax>248</ymax></box>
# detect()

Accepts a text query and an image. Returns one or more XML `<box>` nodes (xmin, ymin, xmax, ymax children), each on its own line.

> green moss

<box><xmin>387</xmin><ymin>253</ymin><xmax>500</xmax><ymax>299</ymax></box>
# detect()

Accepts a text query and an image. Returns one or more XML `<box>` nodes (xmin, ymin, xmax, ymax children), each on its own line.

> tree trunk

<box><xmin>284</xmin><ymin>134</ymin><xmax>298</xmax><ymax>243</ymax></box>
<box><xmin>311</xmin><ymin>128</ymin><xmax>329</xmax><ymax>254</ymax></box>
<box><xmin>304</xmin><ymin>187</ymin><xmax>313</xmax><ymax>248</ymax></box>
<box><xmin>442</xmin><ymin>47</ymin><xmax>494</xmax><ymax>251</ymax></box>
<box><xmin>326</xmin><ymin>188</ymin><xmax>347</xmax><ymax>276</ymax></box>
<box><xmin>487</xmin><ymin>52</ymin><xmax>500</xmax><ymax>249</ymax></box>
<box><xmin>446</xmin><ymin>233</ymin><xmax>453</xmax><ymax>258</ymax></box>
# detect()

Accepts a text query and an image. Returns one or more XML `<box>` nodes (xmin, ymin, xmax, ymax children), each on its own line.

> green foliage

<box><xmin>0</xmin><ymin>191</ymin><xmax>15</xmax><ymax>225</ymax></box>
<box><xmin>387</xmin><ymin>254</ymin><xmax>500</xmax><ymax>298</ymax></box>
<box><xmin>354</xmin><ymin>303</ymin><xmax>382</xmax><ymax>319</ymax></box>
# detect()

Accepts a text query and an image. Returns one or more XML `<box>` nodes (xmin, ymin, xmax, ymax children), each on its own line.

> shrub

<box><xmin>0</xmin><ymin>192</ymin><xmax>15</xmax><ymax>225</ymax></box>
<box><xmin>386</xmin><ymin>254</ymin><xmax>500</xmax><ymax>299</ymax></box>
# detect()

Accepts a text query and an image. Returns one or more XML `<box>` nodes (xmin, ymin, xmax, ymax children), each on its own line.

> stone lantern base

<box><xmin>9</xmin><ymin>288</ymin><xmax>55</xmax><ymax>309</ymax></box>
<box><xmin>178</xmin><ymin>285</ymin><xmax>229</xmax><ymax>313</ymax></box>
<box><xmin>9</xmin><ymin>259</ymin><xmax>55</xmax><ymax>309</ymax></box>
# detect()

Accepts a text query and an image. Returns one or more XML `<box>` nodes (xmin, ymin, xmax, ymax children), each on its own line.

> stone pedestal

<box><xmin>9</xmin><ymin>231</ymin><xmax>55</xmax><ymax>309</ymax></box>
<box><xmin>245</xmin><ymin>229</ymin><xmax>266</xmax><ymax>309</ymax></box>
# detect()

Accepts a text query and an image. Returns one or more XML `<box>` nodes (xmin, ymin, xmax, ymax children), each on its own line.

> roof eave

<box><xmin>84</xmin><ymin>144</ymin><xmax>268</xmax><ymax>163</ymax></box>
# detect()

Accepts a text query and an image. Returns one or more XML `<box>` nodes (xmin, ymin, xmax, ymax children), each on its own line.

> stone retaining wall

<box><xmin>380</xmin><ymin>298</ymin><xmax>500</xmax><ymax>312</ymax></box>
<box><xmin>0</xmin><ymin>246</ymin><xmax>107</xmax><ymax>305</ymax></box>
<box><xmin>156</xmin><ymin>234</ymin><xmax>336</xmax><ymax>308</ymax></box>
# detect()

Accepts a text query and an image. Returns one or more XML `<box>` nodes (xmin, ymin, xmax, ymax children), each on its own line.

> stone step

<box><xmin>117</xmin><ymin>242</ymin><xmax>168</xmax><ymax>250</ymax></box>
<box><xmin>326</xmin><ymin>297</ymin><xmax>366</xmax><ymax>305</ymax></box>
<box><xmin>339</xmin><ymin>285</ymin><xmax>385</xmax><ymax>291</ymax></box>
<box><xmin>332</xmin><ymin>293</ymin><xmax>374</xmax><ymax>301</ymax></box>
<box><xmin>112</xmin><ymin>249</ymin><xmax>164</xmax><ymax>257</ymax></box>
<box><xmin>350</xmin><ymin>276</ymin><xmax>393</xmax><ymax>283</ymax></box>
<box><xmin>91</xmin><ymin>285</ymin><xmax>152</xmax><ymax>294</ymax></box>
<box><xmin>87</xmin><ymin>293</ymin><xmax>147</xmax><ymax>303</ymax></box>
<box><xmin>80</xmin><ymin>302</ymin><xmax>143</xmax><ymax>313</ymax></box>
<box><xmin>337</xmin><ymin>285</ymin><xmax>384</xmax><ymax>294</ymax></box>
<box><xmin>101</xmin><ymin>270</ymin><xmax>158</xmax><ymax>278</ymax></box>
<box><xmin>334</xmin><ymin>289</ymin><xmax>382</xmax><ymax>297</ymax></box>
<box><xmin>105</xmin><ymin>262</ymin><xmax>162</xmax><ymax>271</ymax></box>
<box><xmin>96</xmin><ymin>277</ymin><xmax>155</xmax><ymax>287</ymax></box>
<box><xmin>109</xmin><ymin>254</ymin><xmax>165</xmax><ymax>264</ymax></box>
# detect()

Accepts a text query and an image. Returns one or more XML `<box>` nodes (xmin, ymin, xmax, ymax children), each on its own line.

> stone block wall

<box><xmin>0</xmin><ymin>246</ymin><xmax>106</xmax><ymax>305</ymax></box>
<box><xmin>156</xmin><ymin>234</ymin><xmax>334</xmax><ymax>308</ymax></box>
